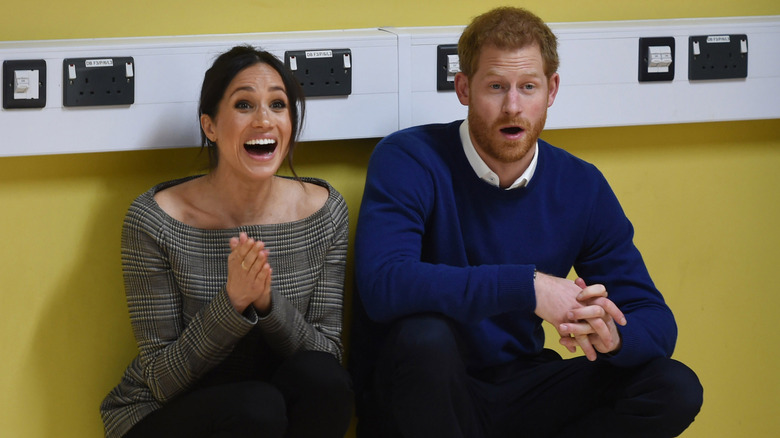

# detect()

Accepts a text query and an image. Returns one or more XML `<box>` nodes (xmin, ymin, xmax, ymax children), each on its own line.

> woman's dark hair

<box><xmin>198</xmin><ymin>45</ymin><xmax>305</xmax><ymax>175</ymax></box>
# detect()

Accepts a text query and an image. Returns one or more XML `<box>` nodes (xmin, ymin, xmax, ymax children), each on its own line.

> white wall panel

<box><xmin>0</xmin><ymin>30</ymin><xmax>398</xmax><ymax>156</ymax></box>
<box><xmin>0</xmin><ymin>17</ymin><xmax>778</xmax><ymax>157</ymax></box>
<box><xmin>390</xmin><ymin>16</ymin><xmax>780</xmax><ymax>130</ymax></box>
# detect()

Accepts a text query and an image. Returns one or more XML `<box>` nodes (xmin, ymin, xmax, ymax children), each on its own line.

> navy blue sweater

<box><xmin>354</xmin><ymin>121</ymin><xmax>676</xmax><ymax>369</ymax></box>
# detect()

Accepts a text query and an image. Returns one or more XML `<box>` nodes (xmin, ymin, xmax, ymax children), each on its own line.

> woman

<box><xmin>100</xmin><ymin>46</ymin><xmax>353</xmax><ymax>438</ymax></box>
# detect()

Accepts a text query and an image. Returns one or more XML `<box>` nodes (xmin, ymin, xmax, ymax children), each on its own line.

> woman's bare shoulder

<box><xmin>152</xmin><ymin>177</ymin><xmax>210</xmax><ymax>226</ymax></box>
<box><xmin>280</xmin><ymin>177</ymin><xmax>330</xmax><ymax>220</ymax></box>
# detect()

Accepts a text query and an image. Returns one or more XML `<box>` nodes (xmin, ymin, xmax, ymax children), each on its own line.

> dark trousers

<box><xmin>362</xmin><ymin>314</ymin><xmax>702</xmax><ymax>438</ymax></box>
<box><xmin>125</xmin><ymin>350</ymin><xmax>353</xmax><ymax>438</ymax></box>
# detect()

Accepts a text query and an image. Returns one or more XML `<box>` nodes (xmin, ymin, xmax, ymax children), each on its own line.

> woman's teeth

<box><xmin>245</xmin><ymin>138</ymin><xmax>276</xmax><ymax>146</ymax></box>
<box><xmin>244</xmin><ymin>138</ymin><xmax>276</xmax><ymax>155</ymax></box>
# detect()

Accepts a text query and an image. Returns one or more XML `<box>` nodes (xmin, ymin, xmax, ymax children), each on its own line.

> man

<box><xmin>350</xmin><ymin>6</ymin><xmax>703</xmax><ymax>438</ymax></box>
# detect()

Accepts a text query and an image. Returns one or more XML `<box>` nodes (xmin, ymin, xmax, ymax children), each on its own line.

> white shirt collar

<box><xmin>459</xmin><ymin>119</ymin><xmax>538</xmax><ymax>190</ymax></box>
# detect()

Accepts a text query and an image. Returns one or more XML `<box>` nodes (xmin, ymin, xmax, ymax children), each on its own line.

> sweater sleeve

<box><xmin>257</xmin><ymin>193</ymin><xmax>348</xmax><ymax>362</ymax></box>
<box><xmin>575</xmin><ymin>171</ymin><xmax>677</xmax><ymax>367</ymax></box>
<box><xmin>355</xmin><ymin>135</ymin><xmax>536</xmax><ymax>324</ymax></box>
<box><xmin>121</xmin><ymin>201</ymin><xmax>256</xmax><ymax>403</ymax></box>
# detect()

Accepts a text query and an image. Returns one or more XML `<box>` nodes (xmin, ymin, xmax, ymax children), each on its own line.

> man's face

<box><xmin>455</xmin><ymin>44</ymin><xmax>559</xmax><ymax>165</ymax></box>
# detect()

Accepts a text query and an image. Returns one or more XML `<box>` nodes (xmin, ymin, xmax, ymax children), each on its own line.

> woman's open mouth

<box><xmin>244</xmin><ymin>138</ymin><xmax>277</xmax><ymax>157</ymax></box>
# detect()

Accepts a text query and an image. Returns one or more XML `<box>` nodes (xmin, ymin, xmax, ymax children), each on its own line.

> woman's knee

<box><xmin>134</xmin><ymin>381</ymin><xmax>288</xmax><ymax>437</ymax></box>
<box><xmin>219</xmin><ymin>382</ymin><xmax>288</xmax><ymax>434</ymax></box>
<box><xmin>274</xmin><ymin>351</ymin><xmax>354</xmax><ymax>409</ymax></box>
<box><xmin>281</xmin><ymin>351</ymin><xmax>351</xmax><ymax>389</ymax></box>
<box><xmin>273</xmin><ymin>351</ymin><xmax>354</xmax><ymax>436</ymax></box>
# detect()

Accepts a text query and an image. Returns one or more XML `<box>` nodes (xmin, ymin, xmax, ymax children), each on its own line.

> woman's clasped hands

<box><xmin>226</xmin><ymin>232</ymin><xmax>272</xmax><ymax>314</ymax></box>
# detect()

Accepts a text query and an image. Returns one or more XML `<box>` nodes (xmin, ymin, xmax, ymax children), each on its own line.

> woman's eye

<box><xmin>235</xmin><ymin>101</ymin><xmax>252</xmax><ymax>110</ymax></box>
<box><xmin>271</xmin><ymin>100</ymin><xmax>288</xmax><ymax>110</ymax></box>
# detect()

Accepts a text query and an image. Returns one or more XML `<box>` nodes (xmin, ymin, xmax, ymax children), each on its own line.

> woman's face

<box><xmin>200</xmin><ymin>63</ymin><xmax>292</xmax><ymax>182</ymax></box>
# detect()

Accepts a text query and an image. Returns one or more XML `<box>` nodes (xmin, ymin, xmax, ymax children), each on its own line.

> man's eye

<box><xmin>524</xmin><ymin>84</ymin><xmax>536</xmax><ymax>90</ymax></box>
<box><xmin>490</xmin><ymin>84</ymin><xmax>502</xmax><ymax>90</ymax></box>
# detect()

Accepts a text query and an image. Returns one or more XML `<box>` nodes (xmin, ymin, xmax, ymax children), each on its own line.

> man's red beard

<box><xmin>468</xmin><ymin>109</ymin><xmax>546</xmax><ymax>164</ymax></box>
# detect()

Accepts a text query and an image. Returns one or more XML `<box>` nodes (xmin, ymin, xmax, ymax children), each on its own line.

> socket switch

<box><xmin>437</xmin><ymin>44</ymin><xmax>459</xmax><ymax>91</ymax></box>
<box><xmin>284</xmin><ymin>49</ymin><xmax>352</xmax><ymax>97</ymax></box>
<box><xmin>3</xmin><ymin>59</ymin><xmax>47</xmax><ymax>109</ymax></box>
<box><xmin>63</xmin><ymin>57</ymin><xmax>135</xmax><ymax>107</ymax></box>
<box><xmin>638</xmin><ymin>37</ymin><xmax>675</xmax><ymax>82</ymax></box>
<box><xmin>688</xmin><ymin>34</ymin><xmax>748</xmax><ymax>80</ymax></box>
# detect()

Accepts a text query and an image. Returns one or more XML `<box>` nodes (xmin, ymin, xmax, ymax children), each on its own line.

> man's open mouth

<box><xmin>500</xmin><ymin>126</ymin><xmax>524</xmax><ymax>135</ymax></box>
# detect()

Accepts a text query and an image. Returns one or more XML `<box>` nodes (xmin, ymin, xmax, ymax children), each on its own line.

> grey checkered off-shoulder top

<box><xmin>100</xmin><ymin>175</ymin><xmax>349</xmax><ymax>438</ymax></box>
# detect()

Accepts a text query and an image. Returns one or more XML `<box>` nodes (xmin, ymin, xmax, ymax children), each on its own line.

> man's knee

<box><xmin>371</xmin><ymin>315</ymin><xmax>478</xmax><ymax>437</ymax></box>
<box><xmin>631</xmin><ymin>358</ymin><xmax>703</xmax><ymax>435</ymax></box>
<box><xmin>655</xmin><ymin>359</ymin><xmax>702</xmax><ymax>416</ymax></box>
<box><xmin>384</xmin><ymin>314</ymin><xmax>461</xmax><ymax>364</ymax></box>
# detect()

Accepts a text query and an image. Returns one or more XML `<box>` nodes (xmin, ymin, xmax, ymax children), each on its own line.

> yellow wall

<box><xmin>1</xmin><ymin>1</ymin><xmax>778</xmax><ymax>437</ymax></box>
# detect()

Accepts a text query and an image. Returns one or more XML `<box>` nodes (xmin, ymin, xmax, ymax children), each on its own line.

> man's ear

<box><xmin>547</xmin><ymin>72</ymin><xmax>560</xmax><ymax>108</ymax></box>
<box><xmin>454</xmin><ymin>72</ymin><xmax>470</xmax><ymax>106</ymax></box>
<box><xmin>200</xmin><ymin>114</ymin><xmax>216</xmax><ymax>143</ymax></box>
